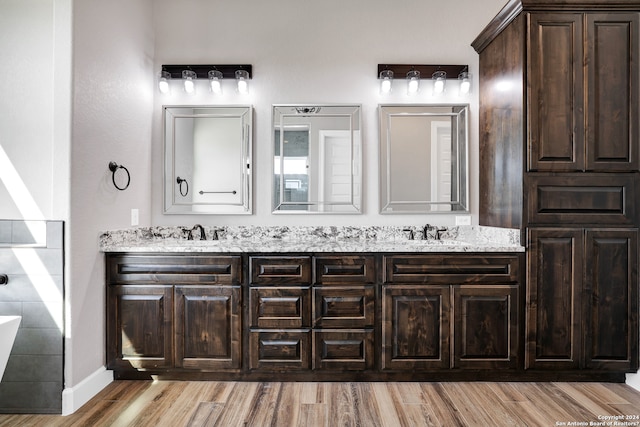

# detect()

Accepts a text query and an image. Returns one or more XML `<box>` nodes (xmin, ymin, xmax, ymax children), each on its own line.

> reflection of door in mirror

<box><xmin>379</xmin><ymin>104</ymin><xmax>468</xmax><ymax>214</ymax></box>
<box><xmin>430</xmin><ymin>121</ymin><xmax>452</xmax><ymax>211</ymax></box>
<box><xmin>274</xmin><ymin>127</ymin><xmax>310</xmax><ymax>210</ymax></box>
<box><xmin>319</xmin><ymin>130</ymin><xmax>352</xmax><ymax>212</ymax></box>
<box><xmin>272</xmin><ymin>104</ymin><xmax>362</xmax><ymax>214</ymax></box>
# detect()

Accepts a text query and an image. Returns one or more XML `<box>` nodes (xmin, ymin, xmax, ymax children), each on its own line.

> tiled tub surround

<box><xmin>0</xmin><ymin>220</ymin><xmax>64</xmax><ymax>414</ymax></box>
<box><xmin>0</xmin><ymin>316</ymin><xmax>21</xmax><ymax>381</ymax></box>
<box><xmin>99</xmin><ymin>225</ymin><xmax>523</xmax><ymax>253</ymax></box>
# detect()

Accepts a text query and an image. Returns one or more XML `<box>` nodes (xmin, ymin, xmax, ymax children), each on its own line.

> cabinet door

<box><xmin>381</xmin><ymin>286</ymin><xmax>451</xmax><ymax>370</ymax></box>
<box><xmin>528</xmin><ymin>13</ymin><xmax>584</xmax><ymax>172</ymax></box>
<box><xmin>584</xmin><ymin>229</ymin><xmax>638</xmax><ymax>371</ymax></box>
<box><xmin>107</xmin><ymin>285</ymin><xmax>173</xmax><ymax>370</ymax></box>
<box><xmin>586</xmin><ymin>13</ymin><xmax>640</xmax><ymax>172</ymax></box>
<box><xmin>526</xmin><ymin>228</ymin><xmax>583</xmax><ymax>369</ymax></box>
<box><xmin>453</xmin><ymin>285</ymin><xmax>519</xmax><ymax>369</ymax></box>
<box><xmin>174</xmin><ymin>286</ymin><xmax>241</xmax><ymax>370</ymax></box>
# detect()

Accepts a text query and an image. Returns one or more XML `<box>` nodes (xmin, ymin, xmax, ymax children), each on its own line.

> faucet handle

<box><xmin>182</xmin><ymin>228</ymin><xmax>194</xmax><ymax>240</ymax></box>
<box><xmin>402</xmin><ymin>228</ymin><xmax>415</xmax><ymax>240</ymax></box>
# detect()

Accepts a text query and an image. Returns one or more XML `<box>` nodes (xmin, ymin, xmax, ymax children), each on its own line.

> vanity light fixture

<box><xmin>208</xmin><ymin>69</ymin><xmax>223</xmax><ymax>94</ymax></box>
<box><xmin>459</xmin><ymin>70</ymin><xmax>471</xmax><ymax>95</ymax></box>
<box><xmin>235</xmin><ymin>69</ymin><xmax>249</xmax><ymax>94</ymax></box>
<box><xmin>159</xmin><ymin>64</ymin><xmax>253</xmax><ymax>95</ymax></box>
<box><xmin>406</xmin><ymin>69</ymin><xmax>420</xmax><ymax>95</ymax></box>
<box><xmin>432</xmin><ymin>70</ymin><xmax>446</xmax><ymax>94</ymax></box>
<box><xmin>379</xmin><ymin>69</ymin><xmax>394</xmax><ymax>94</ymax></box>
<box><xmin>376</xmin><ymin>64</ymin><xmax>468</xmax><ymax>97</ymax></box>
<box><xmin>182</xmin><ymin>70</ymin><xmax>197</xmax><ymax>94</ymax></box>
<box><xmin>158</xmin><ymin>71</ymin><xmax>171</xmax><ymax>94</ymax></box>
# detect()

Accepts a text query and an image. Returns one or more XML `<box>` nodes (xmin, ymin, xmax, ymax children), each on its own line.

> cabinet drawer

<box><xmin>250</xmin><ymin>287</ymin><xmax>311</xmax><ymax>328</ymax></box>
<box><xmin>249</xmin><ymin>330</ymin><xmax>311</xmax><ymax>370</ymax></box>
<box><xmin>313</xmin><ymin>329</ymin><xmax>374</xmax><ymax>371</ymax></box>
<box><xmin>383</xmin><ymin>255</ymin><xmax>520</xmax><ymax>284</ymax></box>
<box><xmin>313</xmin><ymin>287</ymin><xmax>374</xmax><ymax>328</ymax></box>
<box><xmin>526</xmin><ymin>174</ymin><xmax>637</xmax><ymax>225</ymax></box>
<box><xmin>107</xmin><ymin>254</ymin><xmax>242</xmax><ymax>285</ymax></box>
<box><xmin>314</xmin><ymin>256</ymin><xmax>375</xmax><ymax>285</ymax></box>
<box><xmin>250</xmin><ymin>256</ymin><xmax>312</xmax><ymax>285</ymax></box>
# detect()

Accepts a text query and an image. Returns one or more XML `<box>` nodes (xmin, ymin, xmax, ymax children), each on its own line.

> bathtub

<box><xmin>0</xmin><ymin>316</ymin><xmax>21</xmax><ymax>382</ymax></box>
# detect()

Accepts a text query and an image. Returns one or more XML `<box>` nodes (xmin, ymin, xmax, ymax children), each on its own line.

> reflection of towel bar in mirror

<box><xmin>199</xmin><ymin>190</ymin><xmax>237</xmax><ymax>195</ymax></box>
<box><xmin>164</xmin><ymin>105</ymin><xmax>252</xmax><ymax>214</ymax></box>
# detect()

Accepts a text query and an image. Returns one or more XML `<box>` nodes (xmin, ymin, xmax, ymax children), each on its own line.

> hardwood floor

<box><xmin>1</xmin><ymin>381</ymin><xmax>640</xmax><ymax>426</ymax></box>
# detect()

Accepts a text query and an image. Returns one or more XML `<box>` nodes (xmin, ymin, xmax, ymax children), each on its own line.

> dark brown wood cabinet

<box><xmin>106</xmin><ymin>252</ymin><xmax>537</xmax><ymax>380</ymax></box>
<box><xmin>174</xmin><ymin>285</ymin><xmax>241</xmax><ymax>370</ymax></box>
<box><xmin>248</xmin><ymin>255</ymin><xmax>375</xmax><ymax>372</ymax></box>
<box><xmin>106</xmin><ymin>254</ymin><xmax>242</xmax><ymax>374</ymax></box>
<box><xmin>248</xmin><ymin>256</ymin><xmax>312</xmax><ymax>370</ymax></box>
<box><xmin>527</xmin><ymin>228</ymin><xmax>638</xmax><ymax>371</ymax></box>
<box><xmin>474</xmin><ymin>0</ymin><xmax>640</xmax><ymax>376</ymax></box>
<box><xmin>382</xmin><ymin>285</ymin><xmax>451</xmax><ymax>370</ymax></box>
<box><xmin>528</xmin><ymin>12</ymin><xmax>639</xmax><ymax>173</ymax></box>
<box><xmin>107</xmin><ymin>284</ymin><xmax>174</xmax><ymax>370</ymax></box>
<box><xmin>382</xmin><ymin>255</ymin><xmax>522</xmax><ymax>371</ymax></box>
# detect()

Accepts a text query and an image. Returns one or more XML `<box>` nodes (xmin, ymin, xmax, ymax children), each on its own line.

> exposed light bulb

<box><xmin>158</xmin><ymin>71</ymin><xmax>171</xmax><ymax>94</ymax></box>
<box><xmin>379</xmin><ymin>69</ymin><xmax>393</xmax><ymax>94</ymax></box>
<box><xmin>208</xmin><ymin>70</ymin><xmax>223</xmax><ymax>95</ymax></box>
<box><xmin>182</xmin><ymin>70</ymin><xmax>196</xmax><ymax>94</ymax></box>
<box><xmin>406</xmin><ymin>69</ymin><xmax>420</xmax><ymax>95</ymax></box>
<box><xmin>459</xmin><ymin>71</ymin><xmax>471</xmax><ymax>95</ymax></box>
<box><xmin>235</xmin><ymin>69</ymin><xmax>249</xmax><ymax>94</ymax></box>
<box><xmin>432</xmin><ymin>70</ymin><xmax>446</xmax><ymax>94</ymax></box>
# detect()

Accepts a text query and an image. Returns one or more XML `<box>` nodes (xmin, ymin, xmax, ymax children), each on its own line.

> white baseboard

<box><xmin>626</xmin><ymin>371</ymin><xmax>640</xmax><ymax>392</ymax></box>
<box><xmin>61</xmin><ymin>367</ymin><xmax>113</xmax><ymax>415</ymax></box>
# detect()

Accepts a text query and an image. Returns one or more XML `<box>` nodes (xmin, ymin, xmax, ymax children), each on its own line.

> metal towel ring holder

<box><xmin>176</xmin><ymin>177</ymin><xmax>189</xmax><ymax>197</ymax></box>
<box><xmin>108</xmin><ymin>161</ymin><xmax>130</xmax><ymax>191</ymax></box>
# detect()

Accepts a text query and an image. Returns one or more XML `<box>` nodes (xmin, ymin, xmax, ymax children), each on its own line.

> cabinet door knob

<box><xmin>0</xmin><ymin>274</ymin><xmax>8</xmax><ymax>285</ymax></box>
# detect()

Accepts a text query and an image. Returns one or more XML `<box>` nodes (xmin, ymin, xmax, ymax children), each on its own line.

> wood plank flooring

<box><xmin>1</xmin><ymin>381</ymin><xmax>640</xmax><ymax>426</ymax></box>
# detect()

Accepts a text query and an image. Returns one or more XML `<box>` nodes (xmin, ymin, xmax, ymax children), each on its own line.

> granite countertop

<box><xmin>99</xmin><ymin>225</ymin><xmax>524</xmax><ymax>253</ymax></box>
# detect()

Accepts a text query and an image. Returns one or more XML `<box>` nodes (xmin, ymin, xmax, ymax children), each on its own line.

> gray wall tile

<box><xmin>12</xmin><ymin>329</ymin><xmax>63</xmax><ymax>355</ymax></box>
<box><xmin>0</xmin><ymin>221</ymin><xmax>11</xmax><ymax>244</ymax></box>
<box><xmin>2</xmin><ymin>355</ymin><xmax>63</xmax><ymax>382</ymax></box>
<box><xmin>0</xmin><ymin>381</ymin><xmax>62</xmax><ymax>413</ymax></box>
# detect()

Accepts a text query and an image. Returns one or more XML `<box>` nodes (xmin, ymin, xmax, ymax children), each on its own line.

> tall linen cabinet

<box><xmin>473</xmin><ymin>0</ymin><xmax>639</xmax><ymax>373</ymax></box>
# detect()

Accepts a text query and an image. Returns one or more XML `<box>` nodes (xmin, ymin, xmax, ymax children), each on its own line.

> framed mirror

<box><xmin>272</xmin><ymin>104</ymin><xmax>362</xmax><ymax>214</ymax></box>
<box><xmin>164</xmin><ymin>105</ymin><xmax>252</xmax><ymax>214</ymax></box>
<box><xmin>379</xmin><ymin>104</ymin><xmax>468</xmax><ymax>214</ymax></box>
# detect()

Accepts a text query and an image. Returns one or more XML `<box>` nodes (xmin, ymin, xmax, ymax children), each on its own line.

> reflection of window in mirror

<box><xmin>272</xmin><ymin>104</ymin><xmax>362</xmax><ymax>214</ymax></box>
<box><xmin>274</xmin><ymin>128</ymin><xmax>310</xmax><ymax>211</ymax></box>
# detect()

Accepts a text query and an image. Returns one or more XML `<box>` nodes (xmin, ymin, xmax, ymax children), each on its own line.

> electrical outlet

<box><xmin>455</xmin><ymin>215</ymin><xmax>471</xmax><ymax>226</ymax></box>
<box><xmin>131</xmin><ymin>209</ymin><xmax>139</xmax><ymax>226</ymax></box>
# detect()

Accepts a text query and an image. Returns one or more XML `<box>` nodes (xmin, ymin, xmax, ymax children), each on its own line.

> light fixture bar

<box><xmin>161</xmin><ymin>64</ymin><xmax>252</xmax><ymax>80</ymax></box>
<box><xmin>377</xmin><ymin>64</ymin><xmax>467</xmax><ymax>80</ymax></box>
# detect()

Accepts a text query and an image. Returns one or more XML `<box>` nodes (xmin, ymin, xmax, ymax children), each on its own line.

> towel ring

<box><xmin>176</xmin><ymin>176</ymin><xmax>189</xmax><ymax>197</ymax></box>
<box><xmin>108</xmin><ymin>161</ymin><xmax>130</xmax><ymax>191</ymax></box>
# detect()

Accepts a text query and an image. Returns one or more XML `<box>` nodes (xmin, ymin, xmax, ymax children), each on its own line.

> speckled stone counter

<box><xmin>99</xmin><ymin>225</ymin><xmax>523</xmax><ymax>253</ymax></box>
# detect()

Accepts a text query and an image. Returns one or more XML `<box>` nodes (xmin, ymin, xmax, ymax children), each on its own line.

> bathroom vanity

<box><xmin>102</xmin><ymin>225</ymin><xmax>630</xmax><ymax>382</ymax></box>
